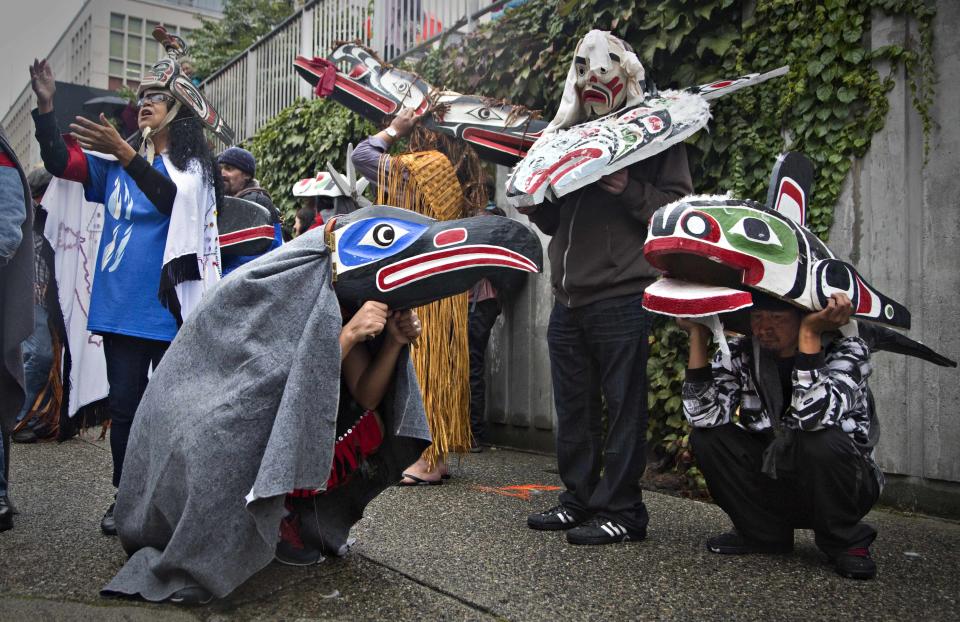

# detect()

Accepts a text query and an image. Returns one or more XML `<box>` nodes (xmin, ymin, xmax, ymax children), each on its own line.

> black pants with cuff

<box><xmin>691</xmin><ymin>423</ymin><xmax>880</xmax><ymax>556</ymax></box>
<box><xmin>548</xmin><ymin>295</ymin><xmax>651</xmax><ymax>533</ymax></box>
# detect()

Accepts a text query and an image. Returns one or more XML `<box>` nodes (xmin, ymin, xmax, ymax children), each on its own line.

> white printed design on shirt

<box><xmin>101</xmin><ymin>177</ymin><xmax>134</xmax><ymax>273</ymax></box>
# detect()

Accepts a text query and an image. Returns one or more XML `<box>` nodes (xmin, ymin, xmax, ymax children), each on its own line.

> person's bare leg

<box><xmin>399</xmin><ymin>454</ymin><xmax>445</xmax><ymax>484</ymax></box>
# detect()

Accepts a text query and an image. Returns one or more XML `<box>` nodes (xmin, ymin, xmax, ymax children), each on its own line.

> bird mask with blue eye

<box><xmin>325</xmin><ymin>205</ymin><xmax>543</xmax><ymax>310</ymax></box>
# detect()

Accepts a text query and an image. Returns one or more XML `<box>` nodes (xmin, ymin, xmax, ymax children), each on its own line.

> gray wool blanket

<box><xmin>102</xmin><ymin>228</ymin><xmax>431</xmax><ymax>601</ymax></box>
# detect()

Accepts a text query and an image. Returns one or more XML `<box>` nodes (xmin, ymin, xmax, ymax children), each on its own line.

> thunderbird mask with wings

<box><xmin>325</xmin><ymin>205</ymin><xmax>542</xmax><ymax>310</ymax></box>
<box><xmin>294</xmin><ymin>44</ymin><xmax>547</xmax><ymax>167</ymax></box>
<box><xmin>642</xmin><ymin>152</ymin><xmax>955</xmax><ymax>367</ymax></box>
<box><xmin>504</xmin><ymin>30</ymin><xmax>788</xmax><ymax>208</ymax></box>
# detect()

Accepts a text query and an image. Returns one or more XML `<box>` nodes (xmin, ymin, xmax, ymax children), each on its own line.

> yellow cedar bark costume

<box><xmin>378</xmin><ymin>151</ymin><xmax>471</xmax><ymax>465</ymax></box>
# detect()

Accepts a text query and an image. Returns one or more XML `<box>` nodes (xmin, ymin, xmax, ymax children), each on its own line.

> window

<box><xmin>109</xmin><ymin>14</ymin><xmax>188</xmax><ymax>85</ymax></box>
<box><xmin>108</xmin><ymin>13</ymin><xmax>126</xmax><ymax>78</ymax></box>
<box><xmin>145</xmin><ymin>41</ymin><xmax>159</xmax><ymax>64</ymax></box>
<box><xmin>110</xmin><ymin>31</ymin><xmax>124</xmax><ymax>58</ymax></box>
<box><xmin>127</xmin><ymin>35</ymin><xmax>141</xmax><ymax>61</ymax></box>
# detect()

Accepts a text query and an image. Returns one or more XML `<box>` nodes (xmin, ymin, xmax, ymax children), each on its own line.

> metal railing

<box><xmin>202</xmin><ymin>0</ymin><xmax>499</xmax><ymax>143</ymax></box>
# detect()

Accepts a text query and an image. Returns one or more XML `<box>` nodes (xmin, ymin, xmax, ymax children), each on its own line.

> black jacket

<box><xmin>237</xmin><ymin>182</ymin><xmax>281</xmax><ymax>224</ymax></box>
<box><xmin>525</xmin><ymin>144</ymin><xmax>692</xmax><ymax>307</ymax></box>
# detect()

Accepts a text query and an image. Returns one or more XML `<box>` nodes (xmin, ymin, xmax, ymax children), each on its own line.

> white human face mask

<box><xmin>574</xmin><ymin>31</ymin><xmax>635</xmax><ymax>117</ymax></box>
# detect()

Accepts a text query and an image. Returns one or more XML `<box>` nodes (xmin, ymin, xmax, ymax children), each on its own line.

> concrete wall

<box><xmin>831</xmin><ymin>2</ymin><xmax>960</xmax><ymax>484</ymax></box>
<box><xmin>483</xmin><ymin>167</ymin><xmax>557</xmax><ymax>452</ymax></box>
<box><xmin>484</xmin><ymin>2</ymin><xmax>960</xmax><ymax>493</ymax></box>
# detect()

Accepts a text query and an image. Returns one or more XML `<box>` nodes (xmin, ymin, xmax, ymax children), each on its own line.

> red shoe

<box><xmin>275</xmin><ymin>512</ymin><xmax>323</xmax><ymax>566</ymax></box>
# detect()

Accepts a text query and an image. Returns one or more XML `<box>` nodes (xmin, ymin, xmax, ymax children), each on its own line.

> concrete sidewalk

<box><xmin>1</xmin><ymin>435</ymin><xmax>958</xmax><ymax>621</ymax></box>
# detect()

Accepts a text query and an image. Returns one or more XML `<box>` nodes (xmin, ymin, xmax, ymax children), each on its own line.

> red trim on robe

<box><xmin>219</xmin><ymin>225</ymin><xmax>277</xmax><ymax>247</ymax></box>
<box><xmin>0</xmin><ymin>151</ymin><xmax>15</xmax><ymax>168</ymax></box>
<box><xmin>289</xmin><ymin>411</ymin><xmax>383</xmax><ymax>497</ymax></box>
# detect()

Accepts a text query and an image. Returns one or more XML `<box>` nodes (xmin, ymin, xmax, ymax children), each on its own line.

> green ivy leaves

<box><xmin>248</xmin><ymin>98</ymin><xmax>376</xmax><ymax>227</ymax></box>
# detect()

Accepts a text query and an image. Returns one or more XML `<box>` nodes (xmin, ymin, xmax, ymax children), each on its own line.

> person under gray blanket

<box><xmin>100</xmin><ymin>229</ymin><xmax>432</xmax><ymax>605</ymax></box>
<box><xmin>678</xmin><ymin>292</ymin><xmax>881</xmax><ymax>580</ymax></box>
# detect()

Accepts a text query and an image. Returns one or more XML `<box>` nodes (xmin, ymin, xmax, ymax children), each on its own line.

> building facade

<box><xmin>2</xmin><ymin>0</ymin><xmax>222</xmax><ymax>167</ymax></box>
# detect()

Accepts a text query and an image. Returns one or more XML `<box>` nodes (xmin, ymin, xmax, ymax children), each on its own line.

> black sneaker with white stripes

<box><xmin>527</xmin><ymin>504</ymin><xmax>588</xmax><ymax>531</ymax></box>
<box><xmin>565</xmin><ymin>517</ymin><xmax>646</xmax><ymax>545</ymax></box>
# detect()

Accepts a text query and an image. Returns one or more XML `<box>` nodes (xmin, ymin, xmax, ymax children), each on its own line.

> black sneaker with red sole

<box><xmin>830</xmin><ymin>547</ymin><xmax>877</xmax><ymax>580</ymax></box>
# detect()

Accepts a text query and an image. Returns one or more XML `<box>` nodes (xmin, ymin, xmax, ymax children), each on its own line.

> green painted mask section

<box><xmin>700</xmin><ymin>207</ymin><xmax>798</xmax><ymax>265</ymax></box>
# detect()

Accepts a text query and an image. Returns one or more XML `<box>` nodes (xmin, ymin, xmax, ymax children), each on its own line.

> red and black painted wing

<box><xmin>294</xmin><ymin>48</ymin><xmax>547</xmax><ymax>168</ymax></box>
<box><xmin>218</xmin><ymin>197</ymin><xmax>275</xmax><ymax>256</ymax></box>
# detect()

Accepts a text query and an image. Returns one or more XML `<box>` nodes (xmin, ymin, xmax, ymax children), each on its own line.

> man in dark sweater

<box><xmin>521</xmin><ymin>144</ymin><xmax>692</xmax><ymax>544</ymax></box>
<box><xmin>218</xmin><ymin>147</ymin><xmax>283</xmax><ymax>274</ymax></box>
<box><xmin>520</xmin><ymin>30</ymin><xmax>694</xmax><ymax>545</ymax></box>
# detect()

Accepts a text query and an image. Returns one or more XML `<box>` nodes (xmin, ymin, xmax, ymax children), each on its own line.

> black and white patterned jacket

<box><xmin>682</xmin><ymin>336</ymin><xmax>882</xmax><ymax>485</ymax></box>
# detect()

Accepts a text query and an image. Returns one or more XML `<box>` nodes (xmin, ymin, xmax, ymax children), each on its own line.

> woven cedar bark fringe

<box><xmin>378</xmin><ymin>151</ymin><xmax>471</xmax><ymax>466</ymax></box>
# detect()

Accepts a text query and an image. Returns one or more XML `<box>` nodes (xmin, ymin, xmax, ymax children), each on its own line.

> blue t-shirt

<box><xmin>84</xmin><ymin>155</ymin><xmax>177</xmax><ymax>342</ymax></box>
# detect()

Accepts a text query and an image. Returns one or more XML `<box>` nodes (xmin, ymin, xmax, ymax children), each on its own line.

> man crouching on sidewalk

<box><xmin>678</xmin><ymin>292</ymin><xmax>881</xmax><ymax>580</ymax></box>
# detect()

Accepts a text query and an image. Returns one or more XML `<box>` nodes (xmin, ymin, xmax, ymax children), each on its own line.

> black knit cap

<box><xmin>217</xmin><ymin>147</ymin><xmax>256</xmax><ymax>177</ymax></box>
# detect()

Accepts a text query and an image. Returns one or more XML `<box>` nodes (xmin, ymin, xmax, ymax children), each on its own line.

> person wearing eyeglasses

<box><xmin>28</xmin><ymin>51</ymin><xmax>225</xmax><ymax>537</ymax></box>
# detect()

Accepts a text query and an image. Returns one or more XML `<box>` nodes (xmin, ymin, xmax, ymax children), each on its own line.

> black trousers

<box><xmin>468</xmin><ymin>299</ymin><xmax>501</xmax><ymax>441</ymax></box>
<box><xmin>1</xmin><ymin>429</ymin><xmax>9</xmax><ymax>496</ymax></box>
<box><xmin>691</xmin><ymin>424</ymin><xmax>880</xmax><ymax>556</ymax></box>
<box><xmin>548</xmin><ymin>295</ymin><xmax>651</xmax><ymax>532</ymax></box>
<box><xmin>103</xmin><ymin>333</ymin><xmax>169</xmax><ymax>488</ymax></box>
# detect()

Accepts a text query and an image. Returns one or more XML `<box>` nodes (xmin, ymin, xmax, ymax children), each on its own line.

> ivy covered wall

<box><xmin>415</xmin><ymin>0</ymin><xmax>935</xmax><ymax>484</ymax></box>
<box><xmin>244</xmin><ymin>0</ymin><xmax>936</xmax><ymax>486</ymax></box>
